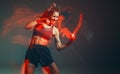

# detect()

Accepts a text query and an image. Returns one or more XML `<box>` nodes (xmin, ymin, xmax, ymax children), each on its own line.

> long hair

<box><xmin>41</xmin><ymin>6</ymin><xmax>59</xmax><ymax>18</ymax></box>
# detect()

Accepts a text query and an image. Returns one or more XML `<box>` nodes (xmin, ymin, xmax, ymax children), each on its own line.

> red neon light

<box><xmin>73</xmin><ymin>13</ymin><xmax>83</xmax><ymax>35</ymax></box>
<box><xmin>57</xmin><ymin>13</ymin><xmax>83</xmax><ymax>39</ymax></box>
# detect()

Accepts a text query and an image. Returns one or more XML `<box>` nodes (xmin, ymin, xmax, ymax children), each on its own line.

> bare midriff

<box><xmin>31</xmin><ymin>35</ymin><xmax>49</xmax><ymax>46</ymax></box>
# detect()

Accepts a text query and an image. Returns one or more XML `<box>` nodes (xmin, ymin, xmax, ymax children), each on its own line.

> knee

<box><xmin>25</xmin><ymin>63</ymin><xmax>35</xmax><ymax>74</ymax></box>
<box><xmin>42</xmin><ymin>66</ymin><xmax>51</xmax><ymax>74</ymax></box>
<box><xmin>54</xmin><ymin>69</ymin><xmax>60</xmax><ymax>74</ymax></box>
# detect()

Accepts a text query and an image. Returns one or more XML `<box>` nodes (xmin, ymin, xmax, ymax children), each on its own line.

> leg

<box><xmin>41</xmin><ymin>66</ymin><xmax>51</xmax><ymax>74</ymax></box>
<box><xmin>41</xmin><ymin>62</ymin><xmax>60</xmax><ymax>74</ymax></box>
<box><xmin>25</xmin><ymin>61</ymin><xmax>35</xmax><ymax>74</ymax></box>
<box><xmin>50</xmin><ymin>62</ymin><xmax>60</xmax><ymax>74</ymax></box>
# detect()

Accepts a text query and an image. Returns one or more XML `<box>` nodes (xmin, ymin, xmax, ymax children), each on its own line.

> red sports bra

<box><xmin>33</xmin><ymin>23</ymin><xmax>53</xmax><ymax>40</ymax></box>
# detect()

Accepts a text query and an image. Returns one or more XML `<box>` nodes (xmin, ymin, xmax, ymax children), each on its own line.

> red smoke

<box><xmin>1</xmin><ymin>5</ymin><xmax>82</xmax><ymax>46</ymax></box>
<box><xmin>1</xmin><ymin>6</ymin><xmax>40</xmax><ymax>46</ymax></box>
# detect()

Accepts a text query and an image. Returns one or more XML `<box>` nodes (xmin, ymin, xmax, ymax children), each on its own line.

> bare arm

<box><xmin>53</xmin><ymin>27</ymin><xmax>75</xmax><ymax>51</ymax></box>
<box><xmin>25</xmin><ymin>20</ymin><xmax>37</xmax><ymax>29</ymax></box>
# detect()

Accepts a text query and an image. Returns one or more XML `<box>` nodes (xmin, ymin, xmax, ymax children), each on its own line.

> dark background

<box><xmin>0</xmin><ymin>0</ymin><xmax>119</xmax><ymax>74</ymax></box>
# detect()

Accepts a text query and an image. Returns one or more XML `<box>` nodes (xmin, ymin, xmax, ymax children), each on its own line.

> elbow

<box><xmin>56</xmin><ymin>48</ymin><xmax>63</xmax><ymax>51</ymax></box>
<box><xmin>25</xmin><ymin>26</ymin><xmax>29</xmax><ymax>29</ymax></box>
<box><xmin>25</xmin><ymin>25</ymin><xmax>28</xmax><ymax>29</ymax></box>
<box><xmin>56</xmin><ymin>45</ymin><xmax>66</xmax><ymax>51</ymax></box>
<box><xmin>25</xmin><ymin>25</ymin><xmax>32</xmax><ymax>29</ymax></box>
<box><xmin>25</xmin><ymin>21</ymin><xmax>35</xmax><ymax>29</ymax></box>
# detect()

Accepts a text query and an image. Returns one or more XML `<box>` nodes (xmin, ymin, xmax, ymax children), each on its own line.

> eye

<box><xmin>54</xmin><ymin>17</ymin><xmax>58</xmax><ymax>20</ymax></box>
<box><xmin>51</xmin><ymin>16</ymin><xmax>59</xmax><ymax>20</ymax></box>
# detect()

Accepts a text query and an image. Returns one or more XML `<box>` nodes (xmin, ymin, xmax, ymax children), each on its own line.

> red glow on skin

<box><xmin>24</xmin><ymin>59</ymin><xmax>29</xmax><ymax>74</ymax></box>
<box><xmin>57</xmin><ymin>15</ymin><xmax>64</xmax><ymax>30</ymax></box>
<box><xmin>20</xmin><ymin>59</ymin><xmax>29</xmax><ymax>74</ymax></box>
<box><xmin>43</xmin><ymin>66</ymin><xmax>51</xmax><ymax>74</ymax></box>
<box><xmin>20</xmin><ymin>59</ymin><xmax>51</xmax><ymax>74</ymax></box>
<box><xmin>36</xmin><ymin>24</ymin><xmax>44</xmax><ymax>31</ymax></box>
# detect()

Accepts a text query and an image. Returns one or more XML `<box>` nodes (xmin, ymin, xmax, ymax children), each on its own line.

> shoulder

<box><xmin>53</xmin><ymin>26</ymin><xmax>57</xmax><ymax>30</ymax></box>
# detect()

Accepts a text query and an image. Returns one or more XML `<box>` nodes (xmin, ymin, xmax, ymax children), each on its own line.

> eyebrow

<box><xmin>52</xmin><ymin>15</ymin><xmax>59</xmax><ymax>17</ymax></box>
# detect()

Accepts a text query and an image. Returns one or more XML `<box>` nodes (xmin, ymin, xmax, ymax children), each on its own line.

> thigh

<box><xmin>41</xmin><ymin>66</ymin><xmax>51</xmax><ymax>74</ymax></box>
<box><xmin>41</xmin><ymin>62</ymin><xmax>60</xmax><ymax>74</ymax></box>
<box><xmin>25</xmin><ymin>62</ymin><xmax>35</xmax><ymax>74</ymax></box>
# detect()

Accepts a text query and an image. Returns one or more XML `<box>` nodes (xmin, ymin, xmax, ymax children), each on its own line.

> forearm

<box><xmin>25</xmin><ymin>21</ymin><xmax>37</xmax><ymax>29</ymax></box>
<box><xmin>56</xmin><ymin>40</ymin><xmax>73</xmax><ymax>51</ymax></box>
<box><xmin>56</xmin><ymin>35</ymin><xmax>76</xmax><ymax>51</ymax></box>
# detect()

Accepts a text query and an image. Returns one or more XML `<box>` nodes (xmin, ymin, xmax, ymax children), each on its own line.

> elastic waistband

<box><xmin>33</xmin><ymin>44</ymin><xmax>48</xmax><ymax>47</ymax></box>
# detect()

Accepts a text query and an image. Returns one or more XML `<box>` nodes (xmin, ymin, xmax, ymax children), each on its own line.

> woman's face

<box><xmin>50</xmin><ymin>11</ymin><xmax>59</xmax><ymax>25</ymax></box>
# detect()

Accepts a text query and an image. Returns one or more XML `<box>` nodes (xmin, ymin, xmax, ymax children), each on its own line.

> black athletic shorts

<box><xmin>25</xmin><ymin>45</ymin><xmax>54</xmax><ymax>67</ymax></box>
